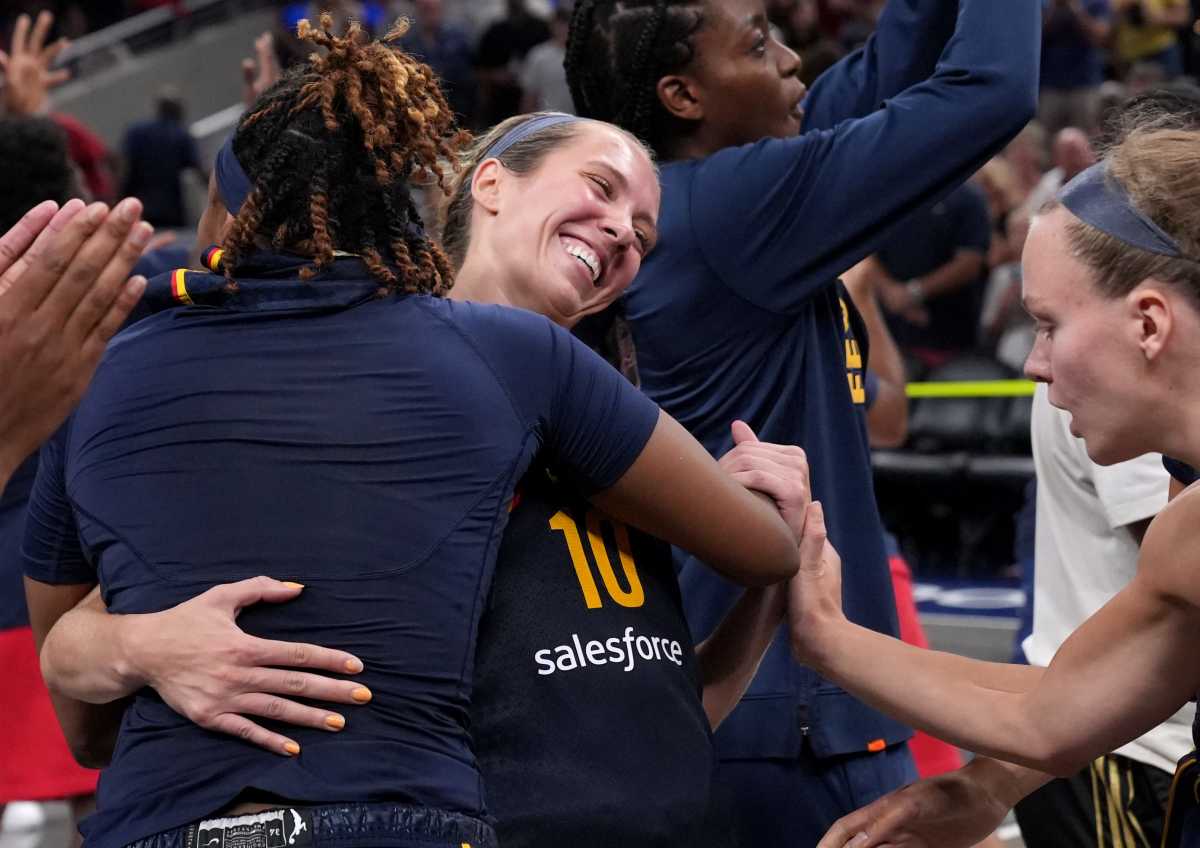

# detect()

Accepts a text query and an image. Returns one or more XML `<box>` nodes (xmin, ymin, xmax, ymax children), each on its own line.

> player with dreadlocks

<box><xmin>565</xmin><ymin>0</ymin><xmax>1040</xmax><ymax>843</ymax></box>
<box><xmin>22</xmin><ymin>16</ymin><xmax>806</xmax><ymax>848</ymax></box>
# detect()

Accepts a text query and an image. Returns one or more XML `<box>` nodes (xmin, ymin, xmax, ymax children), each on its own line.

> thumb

<box><xmin>799</xmin><ymin>501</ymin><xmax>827</xmax><ymax>571</ymax></box>
<box><xmin>241</xmin><ymin>57</ymin><xmax>256</xmax><ymax>87</ymax></box>
<box><xmin>731</xmin><ymin>419</ymin><xmax>759</xmax><ymax>445</ymax></box>
<box><xmin>210</xmin><ymin>576</ymin><xmax>304</xmax><ymax>616</ymax></box>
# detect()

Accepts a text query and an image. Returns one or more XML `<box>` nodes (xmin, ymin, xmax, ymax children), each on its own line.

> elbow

<box><xmin>69</xmin><ymin>740</ymin><xmax>113</xmax><ymax>770</ymax></box>
<box><xmin>1013</xmin><ymin>725</ymin><xmax>1091</xmax><ymax>778</ymax></box>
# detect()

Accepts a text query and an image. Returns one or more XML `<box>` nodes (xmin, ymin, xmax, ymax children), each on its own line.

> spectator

<box><xmin>1039</xmin><ymin>0</ymin><xmax>1112</xmax><ymax>137</ymax></box>
<box><xmin>475</xmin><ymin>0</ymin><xmax>550</xmax><ymax>127</ymax></box>
<box><xmin>1112</xmin><ymin>0</ymin><xmax>1191</xmax><ymax>78</ymax></box>
<box><xmin>400</xmin><ymin>0</ymin><xmax>478</xmax><ymax>123</ymax></box>
<box><xmin>874</xmin><ymin>182</ymin><xmax>993</xmax><ymax>369</ymax></box>
<box><xmin>1021</xmin><ymin>126</ymin><xmax>1097</xmax><ymax>216</ymax></box>
<box><xmin>519</xmin><ymin>6</ymin><xmax>572</xmax><ymax>114</ymax></box>
<box><xmin>120</xmin><ymin>87</ymin><xmax>205</xmax><ymax>229</ymax></box>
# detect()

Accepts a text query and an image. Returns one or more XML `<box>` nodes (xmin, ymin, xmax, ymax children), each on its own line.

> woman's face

<box><xmin>1021</xmin><ymin>209</ymin><xmax>1157</xmax><ymax>465</ymax></box>
<box><xmin>684</xmin><ymin>0</ymin><xmax>807</xmax><ymax>147</ymax></box>
<box><xmin>473</xmin><ymin>123</ymin><xmax>661</xmax><ymax>328</ymax></box>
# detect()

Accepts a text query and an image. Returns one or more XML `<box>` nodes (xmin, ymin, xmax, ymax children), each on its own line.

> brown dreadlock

<box><xmin>220</xmin><ymin>14</ymin><xmax>470</xmax><ymax>294</ymax></box>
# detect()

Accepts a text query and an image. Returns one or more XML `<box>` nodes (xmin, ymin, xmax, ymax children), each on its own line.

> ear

<box><xmin>1128</xmin><ymin>283</ymin><xmax>1172</xmax><ymax>361</ymax></box>
<box><xmin>470</xmin><ymin>158</ymin><xmax>506</xmax><ymax>216</ymax></box>
<box><xmin>656</xmin><ymin>73</ymin><xmax>704</xmax><ymax>122</ymax></box>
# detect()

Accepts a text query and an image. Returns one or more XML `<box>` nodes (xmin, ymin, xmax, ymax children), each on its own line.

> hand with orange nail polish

<box><xmin>42</xmin><ymin>575</ymin><xmax>370</xmax><ymax>758</ymax></box>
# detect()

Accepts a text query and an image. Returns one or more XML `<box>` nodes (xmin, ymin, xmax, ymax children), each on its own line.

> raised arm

<box><xmin>690</xmin><ymin>0</ymin><xmax>1040</xmax><ymax>312</ymax></box>
<box><xmin>790</xmin><ymin>496</ymin><xmax>1200</xmax><ymax>776</ymax></box>
<box><xmin>591</xmin><ymin>411</ymin><xmax>800</xmax><ymax>586</ymax></box>
<box><xmin>801</xmin><ymin>0</ymin><xmax>958</xmax><ymax>131</ymax></box>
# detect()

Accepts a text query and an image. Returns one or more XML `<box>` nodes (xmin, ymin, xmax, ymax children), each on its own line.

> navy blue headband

<box><xmin>486</xmin><ymin>113</ymin><xmax>582</xmax><ymax>160</ymax></box>
<box><xmin>215</xmin><ymin>133</ymin><xmax>252</xmax><ymax>215</ymax></box>
<box><xmin>1058</xmin><ymin>160</ymin><xmax>1184</xmax><ymax>259</ymax></box>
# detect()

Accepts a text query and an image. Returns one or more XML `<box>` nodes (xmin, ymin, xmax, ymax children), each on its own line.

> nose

<box><xmin>776</xmin><ymin>38</ymin><xmax>802</xmax><ymax>79</ymax></box>
<box><xmin>1023</xmin><ymin>338</ymin><xmax>1051</xmax><ymax>384</ymax></box>
<box><xmin>600</xmin><ymin>219</ymin><xmax>636</xmax><ymax>250</ymax></box>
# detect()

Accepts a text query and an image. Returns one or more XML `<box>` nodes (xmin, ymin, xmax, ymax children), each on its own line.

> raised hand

<box><xmin>786</xmin><ymin>501</ymin><xmax>849</xmax><ymax>664</ymax></box>
<box><xmin>0</xmin><ymin>11</ymin><xmax>71</xmax><ymax>116</ymax></box>
<box><xmin>241</xmin><ymin>31</ymin><xmax>281</xmax><ymax>109</ymax></box>
<box><xmin>0</xmin><ymin>198</ymin><xmax>149</xmax><ymax>491</ymax></box>
<box><xmin>717</xmin><ymin>420</ymin><xmax>810</xmax><ymax>542</ymax></box>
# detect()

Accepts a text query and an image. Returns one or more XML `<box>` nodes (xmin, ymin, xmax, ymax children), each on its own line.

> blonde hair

<box><xmin>1063</xmin><ymin>128</ymin><xmax>1200</xmax><ymax>302</ymax></box>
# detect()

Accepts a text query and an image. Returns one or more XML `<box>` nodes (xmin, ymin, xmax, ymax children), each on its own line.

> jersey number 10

<box><xmin>549</xmin><ymin>510</ymin><xmax>645</xmax><ymax>609</ymax></box>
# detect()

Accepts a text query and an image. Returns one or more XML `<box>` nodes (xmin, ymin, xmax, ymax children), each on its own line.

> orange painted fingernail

<box><xmin>283</xmin><ymin>741</ymin><xmax>300</xmax><ymax>756</ymax></box>
<box><xmin>351</xmin><ymin>687</ymin><xmax>372</xmax><ymax>703</ymax></box>
<box><xmin>325</xmin><ymin>714</ymin><xmax>345</xmax><ymax>730</ymax></box>
<box><xmin>283</xmin><ymin>582</ymin><xmax>304</xmax><ymax>590</ymax></box>
<box><xmin>344</xmin><ymin>658</ymin><xmax>363</xmax><ymax>674</ymax></box>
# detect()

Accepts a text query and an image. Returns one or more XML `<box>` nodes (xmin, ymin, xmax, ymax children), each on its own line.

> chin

<box><xmin>1081</xmin><ymin>435</ymin><xmax>1142</xmax><ymax>468</ymax></box>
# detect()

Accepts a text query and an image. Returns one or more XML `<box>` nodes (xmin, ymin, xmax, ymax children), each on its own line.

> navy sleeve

<box><xmin>1163</xmin><ymin>456</ymin><xmax>1198</xmax><ymax>486</ymax></box>
<box><xmin>952</xmin><ymin>184</ymin><xmax>992</xmax><ymax>254</ymax></box>
<box><xmin>802</xmin><ymin>0</ymin><xmax>957</xmax><ymax>131</ymax></box>
<box><xmin>689</xmin><ymin>0</ymin><xmax>1040</xmax><ymax>314</ymax></box>
<box><xmin>436</xmin><ymin>301</ymin><xmax>660</xmax><ymax>494</ymax></box>
<box><xmin>22</xmin><ymin>423</ymin><xmax>93</xmax><ymax>586</ymax></box>
<box><xmin>543</xmin><ymin>324</ymin><xmax>661</xmax><ymax>494</ymax></box>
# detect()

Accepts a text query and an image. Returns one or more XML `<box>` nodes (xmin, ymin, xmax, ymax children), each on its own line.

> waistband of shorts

<box><xmin>124</xmin><ymin>802</ymin><xmax>497</xmax><ymax>848</ymax></box>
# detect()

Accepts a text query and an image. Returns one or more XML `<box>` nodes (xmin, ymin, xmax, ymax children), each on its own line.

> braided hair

<box><xmin>221</xmin><ymin>14</ymin><xmax>469</xmax><ymax>294</ymax></box>
<box><xmin>565</xmin><ymin>0</ymin><xmax>705</xmax><ymax>157</ymax></box>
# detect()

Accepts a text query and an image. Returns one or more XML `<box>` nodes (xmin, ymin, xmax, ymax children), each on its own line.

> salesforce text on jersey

<box><xmin>534</xmin><ymin>626</ymin><xmax>685</xmax><ymax>676</ymax></box>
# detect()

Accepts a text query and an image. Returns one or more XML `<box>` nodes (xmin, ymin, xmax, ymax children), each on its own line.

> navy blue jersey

<box><xmin>0</xmin><ymin>454</ymin><xmax>38</xmax><ymax>631</ymax></box>
<box><xmin>471</xmin><ymin>467</ymin><xmax>714</xmax><ymax>846</ymax></box>
<box><xmin>1164</xmin><ymin>457</ymin><xmax>1198</xmax><ymax>487</ymax></box>
<box><xmin>22</xmin><ymin>255</ymin><xmax>660</xmax><ymax>848</ymax></box>
<box><xmin>623</xmin><ymin>0</ymin><xmax>1039</xmax><ymax>760</ymax></box>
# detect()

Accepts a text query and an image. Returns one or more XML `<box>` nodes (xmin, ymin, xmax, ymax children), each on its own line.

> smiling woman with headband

<box><xmin>774</xmin><ymin>126</ymin><xmax>1200</xmax><ymax>848</ymax></box>
<box><xmin>19</xmin><ymin>17</ymin><xmax>806</xmax><ymax>848</ymax></box>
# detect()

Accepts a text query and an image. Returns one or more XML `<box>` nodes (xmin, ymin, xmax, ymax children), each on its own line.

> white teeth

<box><xmin>565</xmin><ymin>243</ymin><xmax>601</xmax><ymax>283</ymax></box>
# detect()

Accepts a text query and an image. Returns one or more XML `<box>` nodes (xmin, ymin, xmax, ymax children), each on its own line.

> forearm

<box><xmin>914</xmin><ymin>252</ymin><xmax>985</xmax><ymax>300</ymax></box>
<box><xmin>804</xmin><ymin>619</ymin><xmax>1055</xmax><ymax>769</ymax></box>
<box><xmin>696</xmin><ymin>586</ymin><xmax>786</xmax><ymax>729</ymax></box>
<box><xmin>41</xmin><ymin>588</ymin><xmax>147</xmax><ymax>703</ymax></box>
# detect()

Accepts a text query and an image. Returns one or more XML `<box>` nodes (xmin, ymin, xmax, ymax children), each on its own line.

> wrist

<box><xmin>791</xmin><ymin>609</ymin><xmax>850</xmax><ymax>673</ymax></box>
<box><xmin>962</xmin><ymin>756</ymin><xmax>1047</xmax><ymax>809</ymax></box>
<box><xmin>114</xmin><ymin>612</ymin><xmax>155</xmax><ymax>692</ymax></box>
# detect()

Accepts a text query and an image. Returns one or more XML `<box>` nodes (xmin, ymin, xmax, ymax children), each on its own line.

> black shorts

<box><xmin>1014</xmin><ymin>753</ymin><xmax>1172</xmax><ymax>848</ymax></box>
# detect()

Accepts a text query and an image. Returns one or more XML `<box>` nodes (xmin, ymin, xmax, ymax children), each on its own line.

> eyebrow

<box><xmin>587</xmin><ymin>160</ymin><xmax>659</xmax><ymax>237</ymax></box>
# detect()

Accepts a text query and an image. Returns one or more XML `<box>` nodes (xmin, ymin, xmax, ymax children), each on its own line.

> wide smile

<box><xmin>559</xmin><ymin>234</ymin><xmax>605</xmax><ymax>289</ymax></box>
